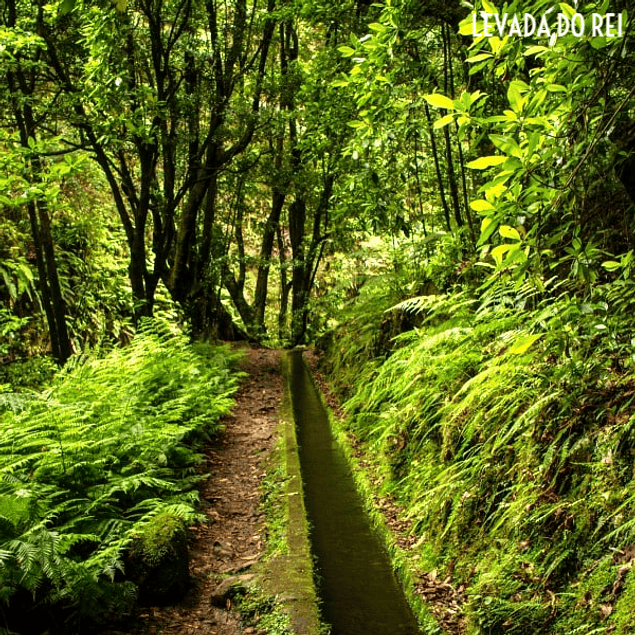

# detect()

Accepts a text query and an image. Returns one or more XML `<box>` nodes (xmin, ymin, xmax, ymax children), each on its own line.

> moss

<box><xmin>236</xmin><ymin>586</ymin><xmax>295</xmax><ymax>635</ymax></box>
<box><xmin>611</xmin><ymin>567</ymin><xmax>635</xmax><ymax>634</ymax></box>
<box><xmin>128</xmin><ymin>512</ymin><xmax>189</xmax><ymax>603</ymax></box>
<box><xmin>137</xmin><ymin>512</ymin><xmax>186</xmax><ymax>563</ymax></box>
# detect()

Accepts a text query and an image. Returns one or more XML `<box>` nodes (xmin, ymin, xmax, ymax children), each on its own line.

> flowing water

<box><xmin>288</xmin><ymin>351</ymin><xmax>420</xmax><ymax>635</ymax></box>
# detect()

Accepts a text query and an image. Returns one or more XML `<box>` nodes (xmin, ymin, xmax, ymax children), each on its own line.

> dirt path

<box><xmin>103</xmin><ymin>348</ymin><xmax>282</xmax><ymax>635</ymax></box>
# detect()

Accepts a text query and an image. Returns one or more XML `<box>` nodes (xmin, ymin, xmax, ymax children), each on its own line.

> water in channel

<box><xmin>288</xmin><ymin>351</ymin><xmax>420</xmax><ymax>635</ymax></box>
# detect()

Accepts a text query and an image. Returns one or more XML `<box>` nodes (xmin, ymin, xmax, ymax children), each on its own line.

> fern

<box><xmin>321</xmin><ymin>287</ymin><xmax>635</xmax><ymax>634</ymax></box>
<box><xmin>0</xmin><ymin>319</ymin><xmax>241</xmax><ymax>626</ymax></box>
<box><xmin>0</xmin><ymin>392</ymin><xmax>40</xmax><ymax>414</ymax></box>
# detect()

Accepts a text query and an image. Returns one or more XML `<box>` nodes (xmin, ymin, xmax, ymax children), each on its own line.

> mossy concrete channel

<box><xmin>253</xmin><ymin>351</ymin><xmax>323</xmax><ymax>635</ymax></box>
<box><xmin>266</xmin><ymin>350</ymin><xmax>421</xmax><ymax>635</ymax></box>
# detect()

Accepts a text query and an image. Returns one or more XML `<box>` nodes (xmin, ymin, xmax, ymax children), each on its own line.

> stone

<box><xmin>209</xmin><ymin>574</ymin><xmax>255</xmax><ymax>607</ymax></box>
<box><xmin>126</xmin><ymin>512</ymin><xmax>190</xmax><ymax>604</ymax></box>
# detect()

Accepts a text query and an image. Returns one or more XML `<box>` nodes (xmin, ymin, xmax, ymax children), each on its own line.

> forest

<box><xmin>2</xmin><ymin>0</ymin><xmax>635</xmax><ymax>632</ymax></box>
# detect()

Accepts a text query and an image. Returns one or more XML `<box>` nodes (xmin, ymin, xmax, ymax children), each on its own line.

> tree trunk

<box><xmin>277</xmin><ymin>224</ymin><xmax>291</xmax><ymax>341</ymax></box>
<box><xmin>289</xmin><ymin>196</ymin><xmax>307</xmax><ymax>344</ymax></box>
<box><xmin>424</xmin><ymin>102</ymin><xmax>452</xmax><ymax>232</ymax></box>
<box><xmin>4</xmin><ymin>8</ymin><xmax>72</xmax><ymax>363</ymax></box>
<box><xmin>25</xmin><ymin>199</ymin><xmax>72</xmax><ymax>364</ymax></box>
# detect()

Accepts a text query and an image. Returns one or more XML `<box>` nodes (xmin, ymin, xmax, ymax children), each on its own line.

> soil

<box><xmin>100</xmin><ymin>348</ymin><xmax>282</xmax><ymax>635</ymax></box>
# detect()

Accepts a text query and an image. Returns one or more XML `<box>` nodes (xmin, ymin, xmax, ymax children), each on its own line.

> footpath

<box><xmin>101</xmin><ymin>348</ymin><xmax>282</xmax><ymax>635</ymax></box>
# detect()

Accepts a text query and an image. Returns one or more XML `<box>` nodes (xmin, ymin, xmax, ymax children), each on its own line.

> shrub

<box><xmin>0</xmin><ymin>319</ymin><xmax>242</xmax><ymax>630</ymax></box>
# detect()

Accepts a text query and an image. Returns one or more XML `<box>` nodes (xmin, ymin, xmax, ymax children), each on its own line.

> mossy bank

<box><xmin>317</xmin><ymin>285</ymin><xmax>635</xmax><ymax>635</ymax></box>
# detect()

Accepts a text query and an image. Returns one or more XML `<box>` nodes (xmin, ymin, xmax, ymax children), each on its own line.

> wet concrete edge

<box><xmin>254</xmin><ymin>351</ymin><xmax>323</xmax><ymax>635</ymax></box>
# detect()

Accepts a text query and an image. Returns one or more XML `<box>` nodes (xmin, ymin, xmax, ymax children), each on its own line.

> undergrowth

<box><xmin>236</xmin><ymin>585</ymin><xmax>295</xmax><ymax>635</ymax></box>
<box><xmin>0</xmin><ymin>319</ymin><xmax>242</xmax><ymax>632</ymax></box>
<box><xmin>319</xmin><ymin>277</ymin><xmax>635</xmax><ymax>634</ymax></box>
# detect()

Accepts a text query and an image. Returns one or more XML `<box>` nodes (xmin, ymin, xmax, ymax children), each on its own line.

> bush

<box><xmin>0</xmin><ymin>319</ymin><xmax>242</xmax><ymax>631</ymax></box>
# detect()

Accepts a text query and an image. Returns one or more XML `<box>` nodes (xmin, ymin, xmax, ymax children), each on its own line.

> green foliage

<box><xmin>0</xmin><ymin>355</ymin><xmax>58</xmax><ymax>392</ymax></box>
<box><xmin>0</xmin><ymin>320</ymin><xmax>241</xmax><ymax>628</ymax></box>
<box><xmin>452</xmin><ymin>0</ymin><xmax>633</xmax><ymax>289</ymax></box>
<box><xmin>321</xmin><ymin>282</ymin><xmax>635</xmax><ymax>633</ymax></box>
<box><xmin>316</xmin><ymin>272</ymin><xmax>408</xmax><ymax>398</ymax></box>
<box><xmin>236</xmin><ymin>586</ymin><xmax>295</xmax><ymax>635</ymax></box>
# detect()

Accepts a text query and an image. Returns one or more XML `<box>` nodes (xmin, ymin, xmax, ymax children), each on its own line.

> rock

<box><xmin>209</xmin><ymin>574</ymin><xmax>255</xmax><ymax>607</ymax></box>
<box><xmin>126</xmin><ymin>512</ymin><xmax>190</xmax><ymax>604</ymax></box>
<box><xmin>213</xmin><ymin>540</ymin><xmax>233</xmax><ymax>557</ymax></box>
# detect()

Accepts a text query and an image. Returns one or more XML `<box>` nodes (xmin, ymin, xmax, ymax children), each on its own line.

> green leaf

<box><xmin>469</xmin><ymin>60</ymin><xmax>492</xmax><ymax>76</ymax></box>
<box><xmin>485</xmin><ymin>115</ymin><xmax>509</xmax><ymax>123</ymax></box>
<box><xmin>559</xmin><ymin>3</ymin><xmax>576</xmax><ymax>18</ymax></box>
<box><xmin>503</xmin><ymin>157</ymin><xmax>523</xmax><ymax>171</ymax></box>
<box><xmin>509</xmin><ymin>333</ymin><xmax>542</xmax><ymax>355</ymax></box>
<box><xmin>338</xmin><ymin>46</ymin><xmax>356</xmax><ymax>57</ymax></box>
<box><xmin>602</xmin><ymin>261</ymin><xmax>621</xmax><ymax>271</ymax></box>
<box><xmin>368</xmin><ymin>23</ymin><xmax>387</xmax><ymax>32</ymax></box>
<box><xmin>58</xmin><ymin>0</ymin><xmax>76</xmax><ymax>15</ymax></box>
<box><xmin>467</xmin><ymin>156</ymin><xmax>506</xmax><ymax>169</ymax></box>
<box><xmin>490</xmin><ymin>135</ymin><xmax>522</xmax><ymax>158</ymax></box>
<box><xmin>491</xmin><ymin>244</ymin><xmax>512</xmax><ymax>265</ymax></box>
<box><xmin>507</xmin><ymin>82</ymin><xmax>526</xmax><ymax>113</ymax></box>
<box><xmin>526</xmin><ymin>132</ymin><xmax>542</xmax><ymax>156</ymax></box>
<box><xmin>488</xmin><ymin>37</ymin><xmax>504</xmax><ymax>54</ymax></box>
<box><xmin>470</xmin><ymin>199</ymin><xmax>494</xmax><ymax>212</ymax></box>
<box><xmin>424</xmin><ymin>94</ymin><xmax>455</xmax><ymax>110</ymax></box>
<box><xmin>482</xmin><ymin>0</ymin><xmax>498</xmax><ymax>13</ymax></box>
<box><xmin>458</xmin><ymin>90</ymin><xmax>484</xmax><ymax>110</ymax></box>
<box><xmin>589</xmin><ymin>36</ymin><xmax>608</xmax><ymax>50</ymax></box>
<box><xmin>484</xmin><ymin>181</ymin><xmax>508</xmax><ymax>200</ymax></box>
<box><xmin>466</xmin><ymin>53</ymin><xmax>493</xmax><ymax>63</ymax></box>
<box><xmin>459</xmin><ymin>18</ymin><xmax>479</xmax><ymax>35</ymax></box>
<box><xmin>524</xmin><ymin>45</ymin><xmax>548</xmax><ymax>56</ymax></box>
<box><xmin>478</xmin><ymin>217</ymin><xmax>498</xmax><ymax>245</ymax></box>
<box><xmin>499</xmin><ymin>225</ymin><xmax>520</xmax><ymax>241</ymax></box>
<box><xmin>433</xmin><ymin>114</ymin><xmax>455</xmax><ymax>129</ymax></box>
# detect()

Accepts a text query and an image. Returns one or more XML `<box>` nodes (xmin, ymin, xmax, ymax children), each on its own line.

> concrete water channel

<box><xmin>286</xmin><ymin>350</ymin><xmax>420</xmax><ymax>635</ymax></box>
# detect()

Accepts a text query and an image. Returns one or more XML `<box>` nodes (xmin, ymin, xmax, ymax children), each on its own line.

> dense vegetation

<box><xmin>319</xmin><ymin>281</ymin><xmax>635</xmax><ymax>633</ymax></box>
<box><xmin>0</xmin><ymin>321</ymin><xmax>241</xmax><ymax>632</ymax></box>
<box><xmin>2</xmin><ymin>0</ymin><xmax>635</xmax><ymax>632</ymax></box>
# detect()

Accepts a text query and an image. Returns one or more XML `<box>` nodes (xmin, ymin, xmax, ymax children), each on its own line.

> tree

<box><xmin>37</xmin><ymin>0</ymin><xmax>276</xmax><ymax>337</ymax></box>
<box><xmin>0</xmin><ymin>1</ymin><xmax>72</xmax><ymax>363</ymax></box>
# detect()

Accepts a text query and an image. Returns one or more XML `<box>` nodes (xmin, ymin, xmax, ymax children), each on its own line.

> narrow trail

<box><xmin>101</xmin><ymin>348</ymin><xmax>282</xmax><ymax>635</ymax></box>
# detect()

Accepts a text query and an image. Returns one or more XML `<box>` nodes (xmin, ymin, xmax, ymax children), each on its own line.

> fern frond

<box><xmin>0</xmin><ymin>392</ymin><xmax>40</xmax><ymax>414</ymax></box>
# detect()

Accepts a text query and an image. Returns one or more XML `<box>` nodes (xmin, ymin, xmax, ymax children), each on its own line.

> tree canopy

<box><xmin>1</xmin><ymin>0</ymin><xmax>631</xmax><ymax>354</ymax></box>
